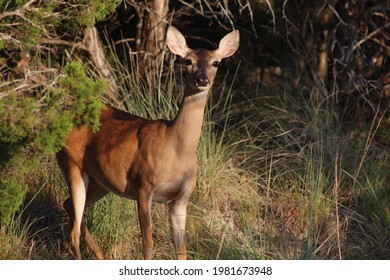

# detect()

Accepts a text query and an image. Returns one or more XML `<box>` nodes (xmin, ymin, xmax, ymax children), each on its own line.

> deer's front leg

<box><xmin>137</xmin><ymin>191</ymin><xmax>153</xmax><ymax>260</ymax></box>
<box><xmin>169</xmin><ymin>199</ymin><xmax>188</xmax><ymax>260</ymax></box>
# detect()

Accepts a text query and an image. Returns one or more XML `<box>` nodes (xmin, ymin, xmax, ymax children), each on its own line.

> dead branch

<box><xmin>353</xmin><ymin>22</ymin><xmax>390</xmax><ymax>51</ymax></box>
<box><xmin>82</xmin><ymin>27</ymin><xmax>118</xmax><ymax>98</ymax></box>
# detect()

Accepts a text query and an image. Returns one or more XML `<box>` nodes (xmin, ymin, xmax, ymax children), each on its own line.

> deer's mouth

<box><xmin>185</xmin><ymin>75</ymin><xmax>211</xmax><ymax>92</ymax></box>
<box><xmin>195</xmin><ymin>82</ymin><xmax>210</xmax><ymax>89</ymax></box>
<box><xmin>195</xmin><ymin>80</ymin><xmax>209</xmax><ymax>87</ymax></box>
<box><xmin>192</xmin><ymin>82</ymin><xmax>210</xmax><ymax>91</ymax></box>
<box><xmin>193</xmin><ymin>73</ymin><xmax>211</xmax><ymax>90</ymax></box>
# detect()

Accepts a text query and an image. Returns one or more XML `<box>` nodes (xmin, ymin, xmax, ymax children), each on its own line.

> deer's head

<box><xmin>166</xmin><ymin>26</ymin><xmax>239</xmax><ymax>93</ymax></box>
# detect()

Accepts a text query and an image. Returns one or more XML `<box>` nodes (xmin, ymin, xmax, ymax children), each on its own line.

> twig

<box><xmin>39</xmin><ymin>37</ymin><xmax>86</xmax><ymax>50</ymax></box>
<box><xmin>177</xmin><ymin>0</ymin><xmax>204</xmax><ymax>16</ymax></box>
<box><xmin>282</xmin><ymin>0</ymin><xmax>300</xmax><ymax>33</ymax></box>
<box><xmin>237</xmin><ymin>0</ymin><xmax>257</xmax><ymax>37</ymax></box>
<box><xmin>327</xmin><ymin>2</ymin><xmax>347</xmax><ymax>25</ymax></box>
<box><xmin>0</xmin><ymin>0</ymin><xmax>38</xmax><ymax>20</ymax></box>
<box><xmin>0</xmin><ymin>33</ymin><xmax>21</xmax><ymax>45</ymax></box>
<box><xmin>264</xmin><ymin>0</ymin><xmax>275</xmax><ymax>34</ymax></box>
<box><xmin>353</xmin><ymin>22</ymin><xmax>390</xmax><ymax>51</ymax></box>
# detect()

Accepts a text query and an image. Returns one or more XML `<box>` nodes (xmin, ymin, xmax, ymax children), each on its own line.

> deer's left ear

<box><xmin>215</xmin><ymin>30</ymin><xmax>240</xmax><ymax>59</ymax></box>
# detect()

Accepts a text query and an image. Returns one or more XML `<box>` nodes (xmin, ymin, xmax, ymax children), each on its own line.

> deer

<box><xmin>56</xmin><ymin>26</ymin><xmax>239</xmax><ymax>260</ymax></box>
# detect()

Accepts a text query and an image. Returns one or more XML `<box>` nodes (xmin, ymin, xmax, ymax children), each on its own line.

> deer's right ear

<box><xmin>166</xmin><ymin>26</ymin><xmax>190</xmax><ymax>58</ymax></box>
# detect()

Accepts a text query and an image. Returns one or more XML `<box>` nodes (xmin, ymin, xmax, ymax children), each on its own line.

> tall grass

<box><xmin>0</xmin><ymin>214</ymin><xmax>33</xmax><ymax>259</ymax></box>
<box><xmin>1</xmin><ymin>39</ymin><xmax>388</xmax><ymax>260</ymax></box>
<box><xmin>233</xmin><ymin>73</ymin><xmax>389</xmax><ymax>259</ymax></box>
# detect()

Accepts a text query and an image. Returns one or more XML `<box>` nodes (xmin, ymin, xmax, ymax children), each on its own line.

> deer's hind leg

<box><xmin>61</xmin><ymin>165</ymin><xmax>89</xmax><ymax>260</ymax></box>
<box><xmin>63</xmin><ymin>177</ymin><xmax>108</xmax><ymax>259</ymax></box>
<box><xmin>82</xmin><ymin>178</ymin><xmax>108</xmax><ymax>259</ymax></box>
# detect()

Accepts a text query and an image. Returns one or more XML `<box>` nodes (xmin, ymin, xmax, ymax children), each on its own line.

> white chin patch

<box><xmin>194</xmin><ymin>82</ymin><xmax>210</xmax><ymax>90</ymax></box>
<box><xmin>196</xmin><ymin>85</ymin><xmax>210</xmax><ymax>91</ymax></box>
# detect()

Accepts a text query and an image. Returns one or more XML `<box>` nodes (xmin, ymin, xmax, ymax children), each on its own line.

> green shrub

<box><xmin>0</xmin><ymin>61</ymin><xmax>106</xmax><ymax>224</ymax></box>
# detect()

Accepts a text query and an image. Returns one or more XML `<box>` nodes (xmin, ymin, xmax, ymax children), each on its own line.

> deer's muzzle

<box><xmin>195</xmin><ymin>74</ymin><xmax>210</xmax><ymax>87</ymax></box>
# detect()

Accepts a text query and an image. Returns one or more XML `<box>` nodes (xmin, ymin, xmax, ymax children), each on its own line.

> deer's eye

<box><xmin>212</xmin><ymin>61</ymin><xmax>220</xmax><ymax>67</ymax></box>
<box><xmin>185</xmin><ymin>59</ymin><xmax>192</xmax><ymax>66</ymax></box>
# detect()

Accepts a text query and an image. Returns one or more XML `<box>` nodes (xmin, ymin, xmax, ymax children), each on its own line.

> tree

<box><xmin>0</xmin><ymin>0</ymin><xmax>118</xmax><ymax>224</ymax></box>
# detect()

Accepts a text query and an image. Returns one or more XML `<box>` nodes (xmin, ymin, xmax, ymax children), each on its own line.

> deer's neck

<box><xmin>170</xmin><ymin>87</ymin><xmax>209</xmax><ymax>157</ymax></box>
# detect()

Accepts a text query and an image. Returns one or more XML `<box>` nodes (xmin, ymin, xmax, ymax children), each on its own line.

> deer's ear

<box><xmin>216</xmin><ymin>30</ymin><xmax>239</xmax><ymax>59</ymax></box>
<box><xmin>167</xmin><ymin>26</ymin><xmax>190</xmax><ymax>57</ymax></box>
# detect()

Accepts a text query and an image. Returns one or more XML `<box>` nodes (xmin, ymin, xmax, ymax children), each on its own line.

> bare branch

<box><xmin>353</xmin><ymin>22</ymin><xmax>390</xmax><ymax>51</ymax></box>
<box><xmin>82</xmin><ymin>27</ymin><xmax>118</xmax><ymax>97</ymax></box>
<box><xmin>0</xmin><ymin>0</ymin><xmax>39</xmax><ymax>20</ymax></box>
<box><xmin>39</xmin><ymin>37</ymin><xmax>86</xmax><ymax>50</ymax></box>
<box><xmin>264</xmin><ymin>0</ymin><xmax>275</xmax><ymax>34</ymax></box>
<box><xmin>0</xmin><ymin>33</ymin><xmax>21</xmax><ymax>46</ymax></box>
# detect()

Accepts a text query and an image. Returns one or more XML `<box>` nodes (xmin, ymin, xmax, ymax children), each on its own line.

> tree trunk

<box><xmin>83</xmin><ymin>27</ymin><xmax>118</xmax><ymax>103</ymax></box>
<box><xmin>134</xmin><ymin>0</ymin><xmax>169</xmax><ymax>80</ymax></box>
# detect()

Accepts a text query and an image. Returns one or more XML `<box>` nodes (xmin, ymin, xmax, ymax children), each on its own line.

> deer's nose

<box><xmin>195</xmin><ymin>74</ymin><xmax>209</xmax><ymax>87</ymax></box>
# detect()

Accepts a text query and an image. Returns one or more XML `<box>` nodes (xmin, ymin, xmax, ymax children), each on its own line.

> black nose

<box><xmin>195</xmin><ymin>74</ymin><xmax>209</xmax><ymax>87</ymax></box>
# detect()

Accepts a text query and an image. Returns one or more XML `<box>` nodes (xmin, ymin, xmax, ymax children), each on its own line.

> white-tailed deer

<box><xmin>56</xmin><ymin>26</ymin><xmax>239</xmax><ymax>260</ymax></box>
